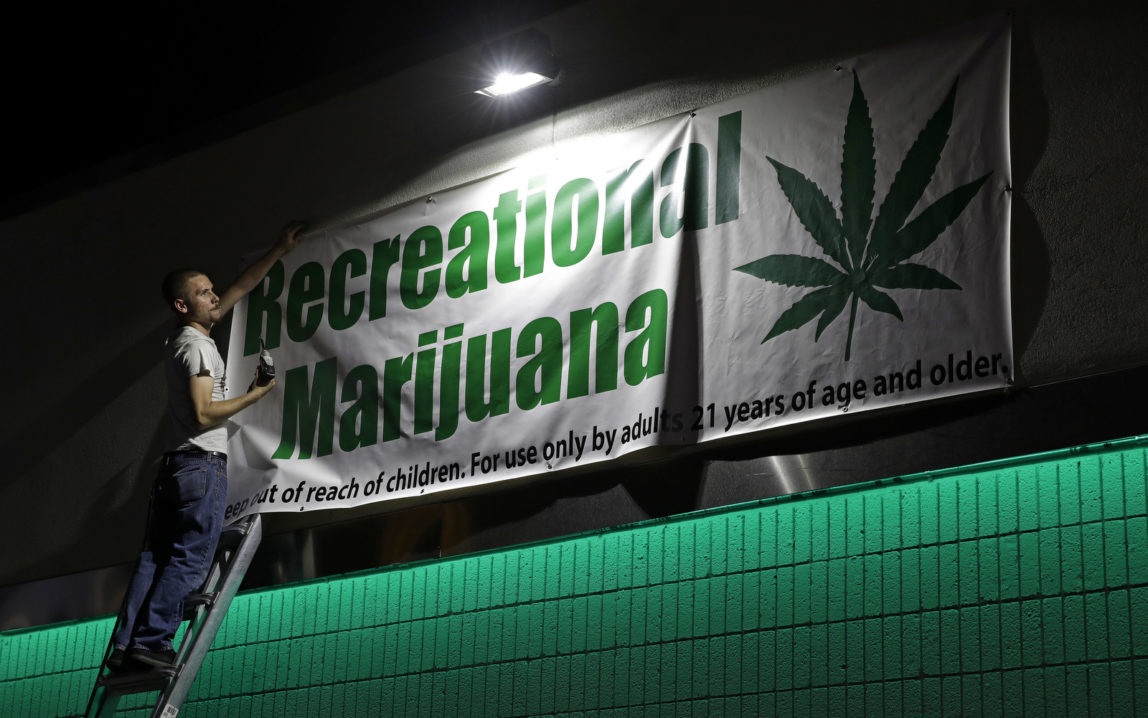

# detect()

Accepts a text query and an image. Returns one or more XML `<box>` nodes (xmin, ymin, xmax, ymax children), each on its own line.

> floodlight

<box><xmin>473</xmin><ymin>29</ymin><xmax>562</xmax><ymax>98</ymax></box>
<box><xmin>477</xmin><ymin>71</ymin><xmax>553</xmax><ymax>97</ymax></box>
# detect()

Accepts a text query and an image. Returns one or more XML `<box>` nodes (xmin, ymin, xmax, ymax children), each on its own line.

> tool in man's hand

<box><xmin>248</xmin><ymin>339</ymin><xmax>275</xmax><ymax>391</ymax></box>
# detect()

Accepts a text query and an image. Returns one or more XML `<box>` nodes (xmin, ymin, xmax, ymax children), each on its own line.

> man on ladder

<box><xmin>108</xmin><ymin>221</ymin><xmax>304</xmax><ymax>671</ymax></box>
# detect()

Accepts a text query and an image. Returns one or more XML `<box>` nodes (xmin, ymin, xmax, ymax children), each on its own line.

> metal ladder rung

<box><xmin>182</xmin><ymin>592</ymin><xmax>216</xmax><ymax>618</ymax></box>
<box><xmin>95</xmin><ymin>666</ymin><xmax>178</xmax><ymax>692</ymax></box>
<box><xmin>218</xmin><ymin>521</ymin><xmax>251</xmax><ymax>548</ymax></box>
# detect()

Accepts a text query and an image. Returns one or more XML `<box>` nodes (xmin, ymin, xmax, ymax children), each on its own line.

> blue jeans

<box><xmin>112</xmin><ymin>452</ymin><xmax>227</xmax><ymax>652</ymax></box>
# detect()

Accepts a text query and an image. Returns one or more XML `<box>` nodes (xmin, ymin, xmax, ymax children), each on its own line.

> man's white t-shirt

<box><xmin>164</xmin><ymin>325</ymin><xmax>228</xmax><ymax>454</ymax></box>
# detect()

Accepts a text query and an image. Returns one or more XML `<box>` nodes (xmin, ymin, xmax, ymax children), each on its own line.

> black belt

<box><xmin>165</xmin><ymin>450</ymin><xmax>227</xmax><ymax>460</ymax></box>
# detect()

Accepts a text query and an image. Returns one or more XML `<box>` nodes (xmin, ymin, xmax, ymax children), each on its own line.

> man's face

<box><xmin>177</xmin><ymin>274</ymin><xmax>221</xmax><ymax>326</ymax></box>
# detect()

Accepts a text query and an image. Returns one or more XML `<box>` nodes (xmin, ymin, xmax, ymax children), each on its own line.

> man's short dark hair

<box><xmin>161</xmin><ymin>269</ymin><xmax>205</xmax><ymax>310</ymax></box>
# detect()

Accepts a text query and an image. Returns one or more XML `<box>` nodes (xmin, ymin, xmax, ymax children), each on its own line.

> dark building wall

<box><xmin>0</xmin><ymin>0</ymin><xmax>1146</xmax><ymax>608</ymax></box>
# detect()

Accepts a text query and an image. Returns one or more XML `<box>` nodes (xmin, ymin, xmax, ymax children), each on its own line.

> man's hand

<box><xmin>274</xmin><ymin>221</ymin><xmax>306</xmax><ymax>255</ymax></box>
<box><xmin>248</xmin><ymin>366</ymin><xmax>278</xmax><ymax>393</ymax></box>
<box><xmin>217</xmin><ymin>220</ymin><xmax>309</xmax><ymax>318</ymax></box>
<box><xmin>248</xmin><ymin>375</ymin><xmax>276</xmax><ymax>398</ymax></box>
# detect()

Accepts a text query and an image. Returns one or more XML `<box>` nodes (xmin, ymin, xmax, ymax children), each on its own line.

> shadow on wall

<box><xmin>0</xmin><ymin>564</ymin><xmax>134</xmax><ymax>632</ymax></box>
<box><xmin>246</xmin><ymin>454</ymin><xmax>706</xmax><ymax>588</ymax></box>
<box><xmin>0</xmin><ymin>417</ymin><xmax>167</xmax><ymax>588</ymax></box>
<box><xmin>0</xmin><ymin>320</ymin><xmax>172</xmax><ymax>489</ymax></box>
<box><xmin>0</xmin><ymin>320</ymin><xmax>171</xmax><ymax>587</ymax></box>
<box><xmin>1008</xmin><ymin>13</ymin><xmax>1051</xmax><ymax>380</ymax></box>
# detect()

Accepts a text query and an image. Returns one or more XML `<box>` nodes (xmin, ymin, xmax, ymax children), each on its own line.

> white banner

<box><xmin>225</xmin><ymin>16</ymin><xmax>1011</xmax><ymax>519</ymax></box>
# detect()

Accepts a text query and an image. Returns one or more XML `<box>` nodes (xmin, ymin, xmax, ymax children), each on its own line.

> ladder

<box><xmin>84</xmin><ymin>514</ymin><xmax>263</xmax><ymax>718</ymax></box>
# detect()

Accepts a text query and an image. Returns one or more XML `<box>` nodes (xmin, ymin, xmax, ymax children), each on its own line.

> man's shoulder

<box><xmin>166</xmin><ymin>325</ymin><xmax>220</xmax><ymax>359</ymax></box>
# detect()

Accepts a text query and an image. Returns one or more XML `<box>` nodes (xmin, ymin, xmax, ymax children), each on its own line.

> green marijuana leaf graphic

<box><xmin>735</xmin><ymin>72</ymin><xmax>990</xmax><ymax>361</ymax></box>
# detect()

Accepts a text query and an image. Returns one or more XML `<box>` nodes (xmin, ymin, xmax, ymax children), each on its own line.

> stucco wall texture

<box><xmin>4</xmin><ymin>435</ymin><xmax>1147</xmax><ymax>716</ymax></box>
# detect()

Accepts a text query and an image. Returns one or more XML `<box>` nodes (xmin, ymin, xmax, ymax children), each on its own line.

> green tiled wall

<box><xmin>4</xmin><ymin>436</ymin><xmax>1148</xmax><ymax>716</ymax></box>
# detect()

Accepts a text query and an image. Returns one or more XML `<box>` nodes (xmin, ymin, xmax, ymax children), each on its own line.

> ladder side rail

<box><xmin>149</xmin><ymin>514</ymin><xmax>263</xmax><ymax>718</ymax></box>
<box><xmin>85</xmin><ymin>489</ymin><xmax>161</xmax><ymax>718</ymax></box>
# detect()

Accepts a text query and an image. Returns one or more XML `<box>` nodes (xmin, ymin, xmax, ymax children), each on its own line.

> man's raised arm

<box><xmin>217</xmin><ymin>221</ymin><xmax>305</xmax><ymax>317</ymax></box>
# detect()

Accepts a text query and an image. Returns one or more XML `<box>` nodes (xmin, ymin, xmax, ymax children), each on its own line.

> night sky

<box><xmin>1</xmin><ymin>1</ymin><xmax>578</xmax><ymax>212</ymax></box>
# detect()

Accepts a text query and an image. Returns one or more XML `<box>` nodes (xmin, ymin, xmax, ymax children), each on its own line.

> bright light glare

<box><xmin>476</xmin><ymin>72</ymin><xmax>551</xmax><ymax>97</ymax></box>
